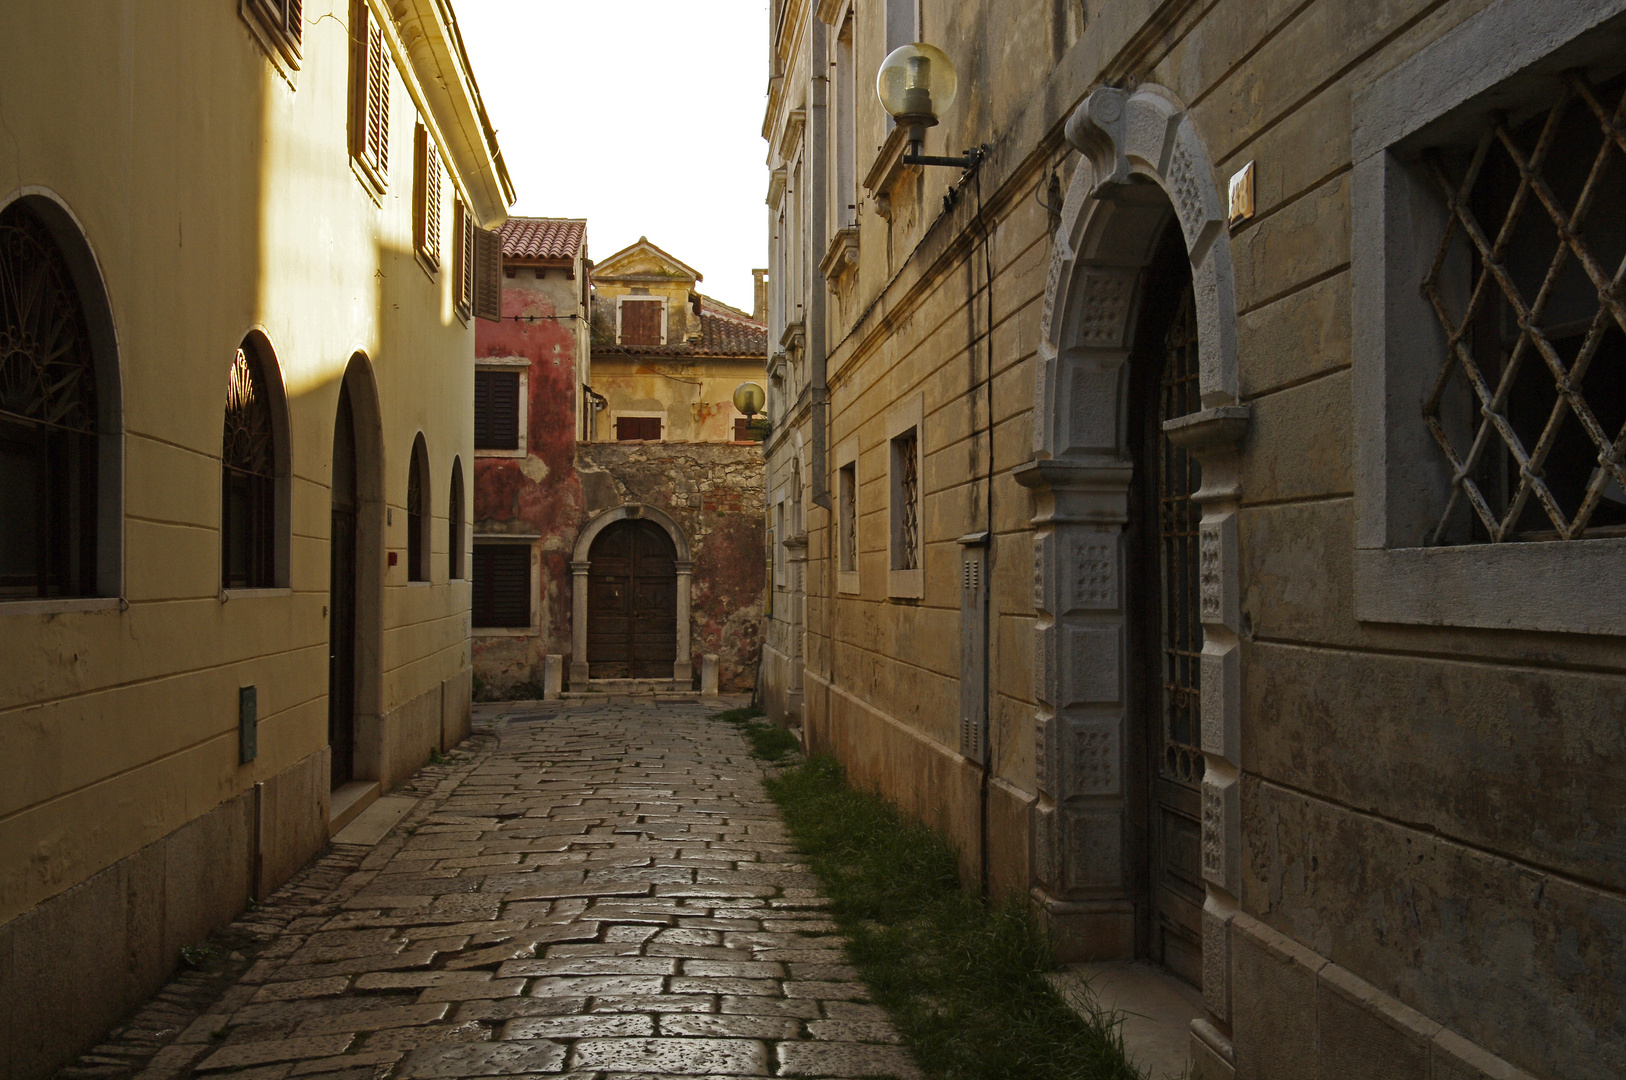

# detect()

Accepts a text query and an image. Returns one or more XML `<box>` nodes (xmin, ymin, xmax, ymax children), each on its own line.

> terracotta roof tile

<box><xmin>500</xmin><ymin>217</ymin><xmax>585</xmax><ymax>261</ymax></box>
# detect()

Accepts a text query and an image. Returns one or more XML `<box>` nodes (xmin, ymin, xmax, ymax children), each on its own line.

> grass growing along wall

<box><xmin>717</xmin><ymin>706</ymin><xmax>1143</xmax><ymax>1080</ymax></box>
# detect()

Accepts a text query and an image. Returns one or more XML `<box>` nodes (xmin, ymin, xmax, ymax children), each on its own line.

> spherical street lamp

<box><xmin>876</xmin><ymin>42</ymin><xmax>957</xmax><ymax>132</ymax></box>
<box><xmin>733</xmin><ymin>382</ymin><xmax>766</xmax><ymax>419</ymax></box>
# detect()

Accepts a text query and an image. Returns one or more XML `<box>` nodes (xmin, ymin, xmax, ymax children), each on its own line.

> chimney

<box><xmin>752</xmin><ymin>268</ymin><xmax>768</xmax><ymax>322</ymax></box>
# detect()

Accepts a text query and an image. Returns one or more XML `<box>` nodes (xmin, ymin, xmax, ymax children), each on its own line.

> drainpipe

<box><xmin>808</xmin><ymin>17</ymin><xmax>831</xmax><ymax>511</ymax></box>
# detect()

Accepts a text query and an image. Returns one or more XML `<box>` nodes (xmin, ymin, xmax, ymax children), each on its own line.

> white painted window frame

<box><xmin>615</xmin><ymin>295</ymin><xmax>667</xmax><ymax>346</ymax></box>
<box><xmin>474</xmin><ymin>357</ymin><xmax>528</xmax><ymax>460</ymax></box>
<box><xmin>1351</xmin><ymin>0</ymin><xmax>1626</xmax><ymax>636</ymax></box>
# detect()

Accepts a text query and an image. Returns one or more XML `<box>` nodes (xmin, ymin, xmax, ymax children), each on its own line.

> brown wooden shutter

<box><xmin>366</xmin><ymin>20</ymin><xmax>389</xmax><ymax>175</ymax></box>
<box><xmin>426</xmin><ymin>147</ymin><xmax>440</xmax><ymax>264</ymax></box>
<box><xmin>413</xmin><ymin>125</ymin><xmax>440</xmax><ymax>267</ymax></box>
<box><xmin>455</xmin><ymin>202</ymin><xmax>475</xmax><ymax>316</ymax></box>
<box><xmin>619</xmin><ymin>300</ymin><xmax>663</xmax><ymax>345</ymax></box>
<box><xmin>474</xmin><ymin>371</ymin><xmax>519</xmax><ymax>450</ymax></box>
<box><xmin>475</xmin><ymin>226</ymin><xmax>502</xmax><ymax>321</ymax></box>
<box><xmin>473</xmin><ymin>544</ymin><xmax>530</xmax><ymax>628</ymax></box>
<box><xmin>734</xmin><ymin>418</ymin><xmax>750</xmax><ymax>441</ymax></box>
<box><xmin>616</xmin><ymin>416</ymin><xmax>661</xmax><ymax>441</ymax></box>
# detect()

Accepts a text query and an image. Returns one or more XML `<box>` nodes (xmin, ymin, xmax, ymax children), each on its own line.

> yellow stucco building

<box><xmin>0</xmin><ymin>3</ymin><xmax>510</xmax><ymax>1076</ymax></box>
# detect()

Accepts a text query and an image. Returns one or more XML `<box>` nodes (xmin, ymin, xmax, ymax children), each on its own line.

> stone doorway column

<box><xmin>784</xmin><ymin>533</ymin><xmax>808</xmax><ymax>716</ymax></box>
<box><xmin>675</xmin><ymin>558</ymin><xmax>694</xmax><ymax>684</ymax></box>
<box><xmin>569</xmin><ymin>559</ymin><xmax>590</xmax><ymax>686</ymax></box>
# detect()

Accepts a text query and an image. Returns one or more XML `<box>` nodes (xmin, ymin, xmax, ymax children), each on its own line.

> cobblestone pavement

<box><xmin>78</xmin><ymin>697</ymin><xmax>920</xmax><ymax>1080</ymax></box>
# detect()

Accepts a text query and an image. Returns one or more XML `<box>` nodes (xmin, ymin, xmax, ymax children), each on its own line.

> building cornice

<box><xmin>381</xmin><ymin>0</ymin><xmax>511</xmax><ymax>227</ymax></box>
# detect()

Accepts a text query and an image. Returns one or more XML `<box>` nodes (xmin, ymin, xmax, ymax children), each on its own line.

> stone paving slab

<box><xmin>72</xmin><ymin>698</ymin><xmax>922</xmax><ymax>1080</ymax></box>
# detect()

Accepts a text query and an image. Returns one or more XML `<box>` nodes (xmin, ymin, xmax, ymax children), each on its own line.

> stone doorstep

<box><xmin>332</xmin><ymin>796</ymin><xmax>419</xmax><ymax>846</ymax></box>
<box><xmin>1048</xmin><ymin>961</ymin><xmax>1205</xmax><ymax>1080</ymax></box>
<box><xmin>329</xmin><ymin>781</ymin><xmax>381</xmax><ymax>835</ymax></box>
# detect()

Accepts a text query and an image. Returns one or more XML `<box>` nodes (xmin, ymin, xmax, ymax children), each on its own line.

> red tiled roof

<box><xmin>500</xmin><ymin>217</ymin><xmax>585</xmax><ymax>261</ymax></box>
<box><xmin>597</xmin><ymin>296</ymin><xmax>768</xmax><ymax>358</ymax></box>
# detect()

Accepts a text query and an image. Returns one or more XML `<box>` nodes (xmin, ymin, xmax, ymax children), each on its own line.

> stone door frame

<box><xmin>570</xmin><ymin>503</ymin><xmax>693</xmax><ymax>685</ymax></box>
<box><xmin>1015</xmin><ymin>84</ymin><xmax>1248</xmax><ymax>1062</ymax></box>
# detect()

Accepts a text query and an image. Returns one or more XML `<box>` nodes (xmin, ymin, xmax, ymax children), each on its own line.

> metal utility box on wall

<box><xmin>239</xmin><ymin>686</ymin><xmax>257</xmax><ymax>764</ymax></box>
<box><xmin>958</xmin><ymin>533</ymin><xmax>989</xmax><ymax>764</ymax></box>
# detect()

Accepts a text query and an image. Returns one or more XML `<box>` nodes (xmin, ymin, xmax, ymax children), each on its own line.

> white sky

<box><xmin>454</xmin><ymin>0</ymin><xmax>771</xmax><ymax>314</ymax></box>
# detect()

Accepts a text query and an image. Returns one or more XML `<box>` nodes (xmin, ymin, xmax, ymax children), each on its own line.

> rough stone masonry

<box><xmin>69</xmin><ymin>699</ymin><xmax>918</xmax><ymax>1080</ymax></box>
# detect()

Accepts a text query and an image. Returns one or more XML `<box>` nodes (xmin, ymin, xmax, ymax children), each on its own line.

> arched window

<box><xmin>0</xmin><ymin>199</ymin><xmax>105</xmax><ymax>599</ymax></box>
<box><xmin>448</xmin><ymin>456</ymin><xmax>464</xmax><ymax>580</ymax></box>
<box><xmin>222</xmin><ymin>342</ymin><xmax>278</xmax><ymax>588</ymax></box>
<box><xmin>407</xmin><ymin>433</ymin><xmax>429</xmax><ymax>581</ymax></box>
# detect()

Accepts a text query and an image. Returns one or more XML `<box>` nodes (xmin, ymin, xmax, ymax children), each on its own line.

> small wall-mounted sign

<box><xmin>1228</xmin><ymin>161</ymin><xmax>1256</xmax><ymax>228</ymax></box>
<box><xmin>388</xmin><ymin>551</ymin><xmax>399</xmax><ymax>567</ymax></box>
<box><xmin>239</xmin><ymin>685</ymin><xmax>258</xmax><ymax>764</ymax></box>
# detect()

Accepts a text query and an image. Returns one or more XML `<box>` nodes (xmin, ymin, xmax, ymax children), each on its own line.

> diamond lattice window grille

<box><xmin>896</xmin><ymin>432</ymin><xmax>919</xmax><ymax>571</ymax></box>
<box><xmin>1420</xmin><ymin>70</ymin><xmax>1626</xmax><ymax>544</ymax></box>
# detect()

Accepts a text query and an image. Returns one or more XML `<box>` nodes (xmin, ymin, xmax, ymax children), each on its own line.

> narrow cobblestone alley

<box><xmin>80</xmin><ymin>699</ymin><xmax>920</xmax><ymax>1080</ymax></box>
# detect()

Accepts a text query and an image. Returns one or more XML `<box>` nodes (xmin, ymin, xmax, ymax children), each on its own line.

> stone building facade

<box><xmin>472</xmin><ymin>230</ymin><xmax>766</xmax><ymax>693</ymax></box>
<box><xmin>762</xmin><ymin>0</ymin><xmax>1626</xmax><ymax>1077</ymax></box>
<box><xmin>0</xmin><ymin>2</ymin><xmax>509</xmax><ymax>1076</ymax></box>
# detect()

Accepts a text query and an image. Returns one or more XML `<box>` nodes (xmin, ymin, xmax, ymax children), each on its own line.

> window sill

<box><xmin>220</xmin><ymin>587</ymin><xmax>293</xmax><ymax>602</ymax></box>
<box><xmin>838</xmin><ymin>570</ymin><xmax>860</xmax><ymax>595</ymax></box>
<box><xmin>888</xmin><ymin>568</ymin><xmax>923</xmax><ymax>600</ymax></box>
<box><xmin>351</xmin><ymin>155</ymin><xmax>386</xmax><ymax>202</ymax></box>
<box><xmin>474</xmin><ymin>626</ymin><xmax>536</xmax><ymax>637</ymax></box>
<box><xmin>1354</xmin><ymin>539</ymin><xmax>1626</xmax><ymax>636</ymax></box>
<box><xmin>475</xmin><ymin>447</ymin><xmax>526</xmax><ymax>459</ymax></box>
<box><xmin>1</xmin><ymin>596</ymin><xmax>124</xmax><ymax>617</ymax></box>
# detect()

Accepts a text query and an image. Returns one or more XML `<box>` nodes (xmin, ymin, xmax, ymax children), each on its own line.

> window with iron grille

<box><xmin>891</xmin><ymin>429</ymin><xmax>919</xmax><ymax>571</ymax></box>
<box><xmin>222</xmin><ymin>344</ymin><xmax>277</xmax><ymax>589</ymax></box>
<box><xmin>472</xmin><ymin>543</ymin><xmax>530</xmax><ymax>628</ymax></box>
<box><xmin>0</xmin><ymin>199</ymin><xmax>101</xmax><ymax>600</ymax></box>
<box><xmin>243</xmin><ymin>0</ymin><xmax>303</xmax><ymax>69</ymax></box>
<box><xmin>474</xmin><ymin>370</ymin><xmax>521</xmax><ymax>450</ymax></box>
<box><xmin>1420</xmin><ymin>69</ymin><xmax>1626</xmax><ymax>544</ymax></box>
<box><xmin>407</xmin><ymin>435</ymin><xmax>428</xmax><ymax>581</ymax></box>
<box><xmin>615</xmin><ymin>416</ymin><xmax>662</xmax><ymax>441</ymax></box>
<box><xmin>352</xmin><ymin>2</ymin><xmax>389</xmax><ymax>187</ymax></box>
<box><xmin>839</xmin><ymin>462</ymin><xmax>857</xmax><ymax>573</ymax></box>
<box><xmin>413</xmin><ymin>124</ymin><xmax>441</xmax><ymax>271</ymax></box>
<box><xmin>1351</xmin><ymin>0</ymin><xmax>1626</xmax><ymax>635</ymax></box>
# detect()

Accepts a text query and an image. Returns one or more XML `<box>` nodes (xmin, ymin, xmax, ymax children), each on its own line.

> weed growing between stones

<box><xmin>760</xmin><ymin>753</ymin><xmax>1144</xmax><ymax>1080</ymax></box>
<box><xmin>713</xmin><ymin>703</ymin><xmax>801</xmax><ymax>762</ymax></box>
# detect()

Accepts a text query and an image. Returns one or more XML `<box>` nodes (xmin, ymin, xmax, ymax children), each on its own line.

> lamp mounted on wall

<box><xmin>734</xmin><ymin>382</ymin><xmax>770</xmax><ymax>441</ymax></box>
<box><xmin>878</xmin><ymin>43</ymin><xmax>984</xmax><ymax>172</ymax></box>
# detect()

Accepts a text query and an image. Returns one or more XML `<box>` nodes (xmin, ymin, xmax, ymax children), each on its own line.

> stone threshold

<box><xmin>328</xmin><ymin>779</ymin><xmax>380</xmax><ymax>834</ymax></box>
<box><xmin>1048</xmin><ymin>961</ymin><xmax>1203</xmax><ymax>1080</ymax></box>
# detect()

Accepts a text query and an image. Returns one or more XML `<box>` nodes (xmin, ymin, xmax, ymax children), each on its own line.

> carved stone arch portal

<box><xmin>569</xmin><ymin>503</ymin><xmax>694</xmax><ymax>686</ymax></box>
<box><xmin>1016</xmin><ymin>84</ymin><xmax>1248</xmax><ymax>1056</ymax></box>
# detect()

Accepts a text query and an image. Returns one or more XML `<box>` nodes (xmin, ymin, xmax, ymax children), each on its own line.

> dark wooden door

<box><xmin>586</xmin><ymin>519</ymin><xmax>677</xmax><ymax>678</ymax></box>
<box><xmin>328</xmin><ymin>388</ymin><xmax>358</xmax><ymax>788</ymax></box>
<box><xmin>1129</xmin><ymin>229</ymin><xmax>1205</xmax><ymax>987</ymax></box>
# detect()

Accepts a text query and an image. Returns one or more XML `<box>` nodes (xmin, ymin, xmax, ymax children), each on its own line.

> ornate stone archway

<box><xmin>1015</xmin><ymin>84</ymin><xmax>1249</xmax><ymax>1064</ymax></box>
<box><xmin>570</xmin><ymin>503</ymin><xmax>694</xmax><ymax>685</ymax></box>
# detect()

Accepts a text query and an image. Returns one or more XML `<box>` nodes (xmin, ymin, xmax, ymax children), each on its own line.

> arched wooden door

<box><xmin>586</xmin><ymin>518</ymin><xmax>677</xmax><ymax>678</ymax></box>
<box><xmin>328</xmin><ymin>384</ymin><xmax>358</xmax><ymax>787</ymax></box>
<box><xmin>1127</xmin><ymin>225</ymin><xmax>1205</xmax><ymax>986</ymax></box>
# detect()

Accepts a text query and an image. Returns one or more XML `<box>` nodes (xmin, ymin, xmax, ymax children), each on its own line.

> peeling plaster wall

<box><xmin>472</xmin><ymin>268</ymin><xmax>765</xmax><ymax>693</ymax></box>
